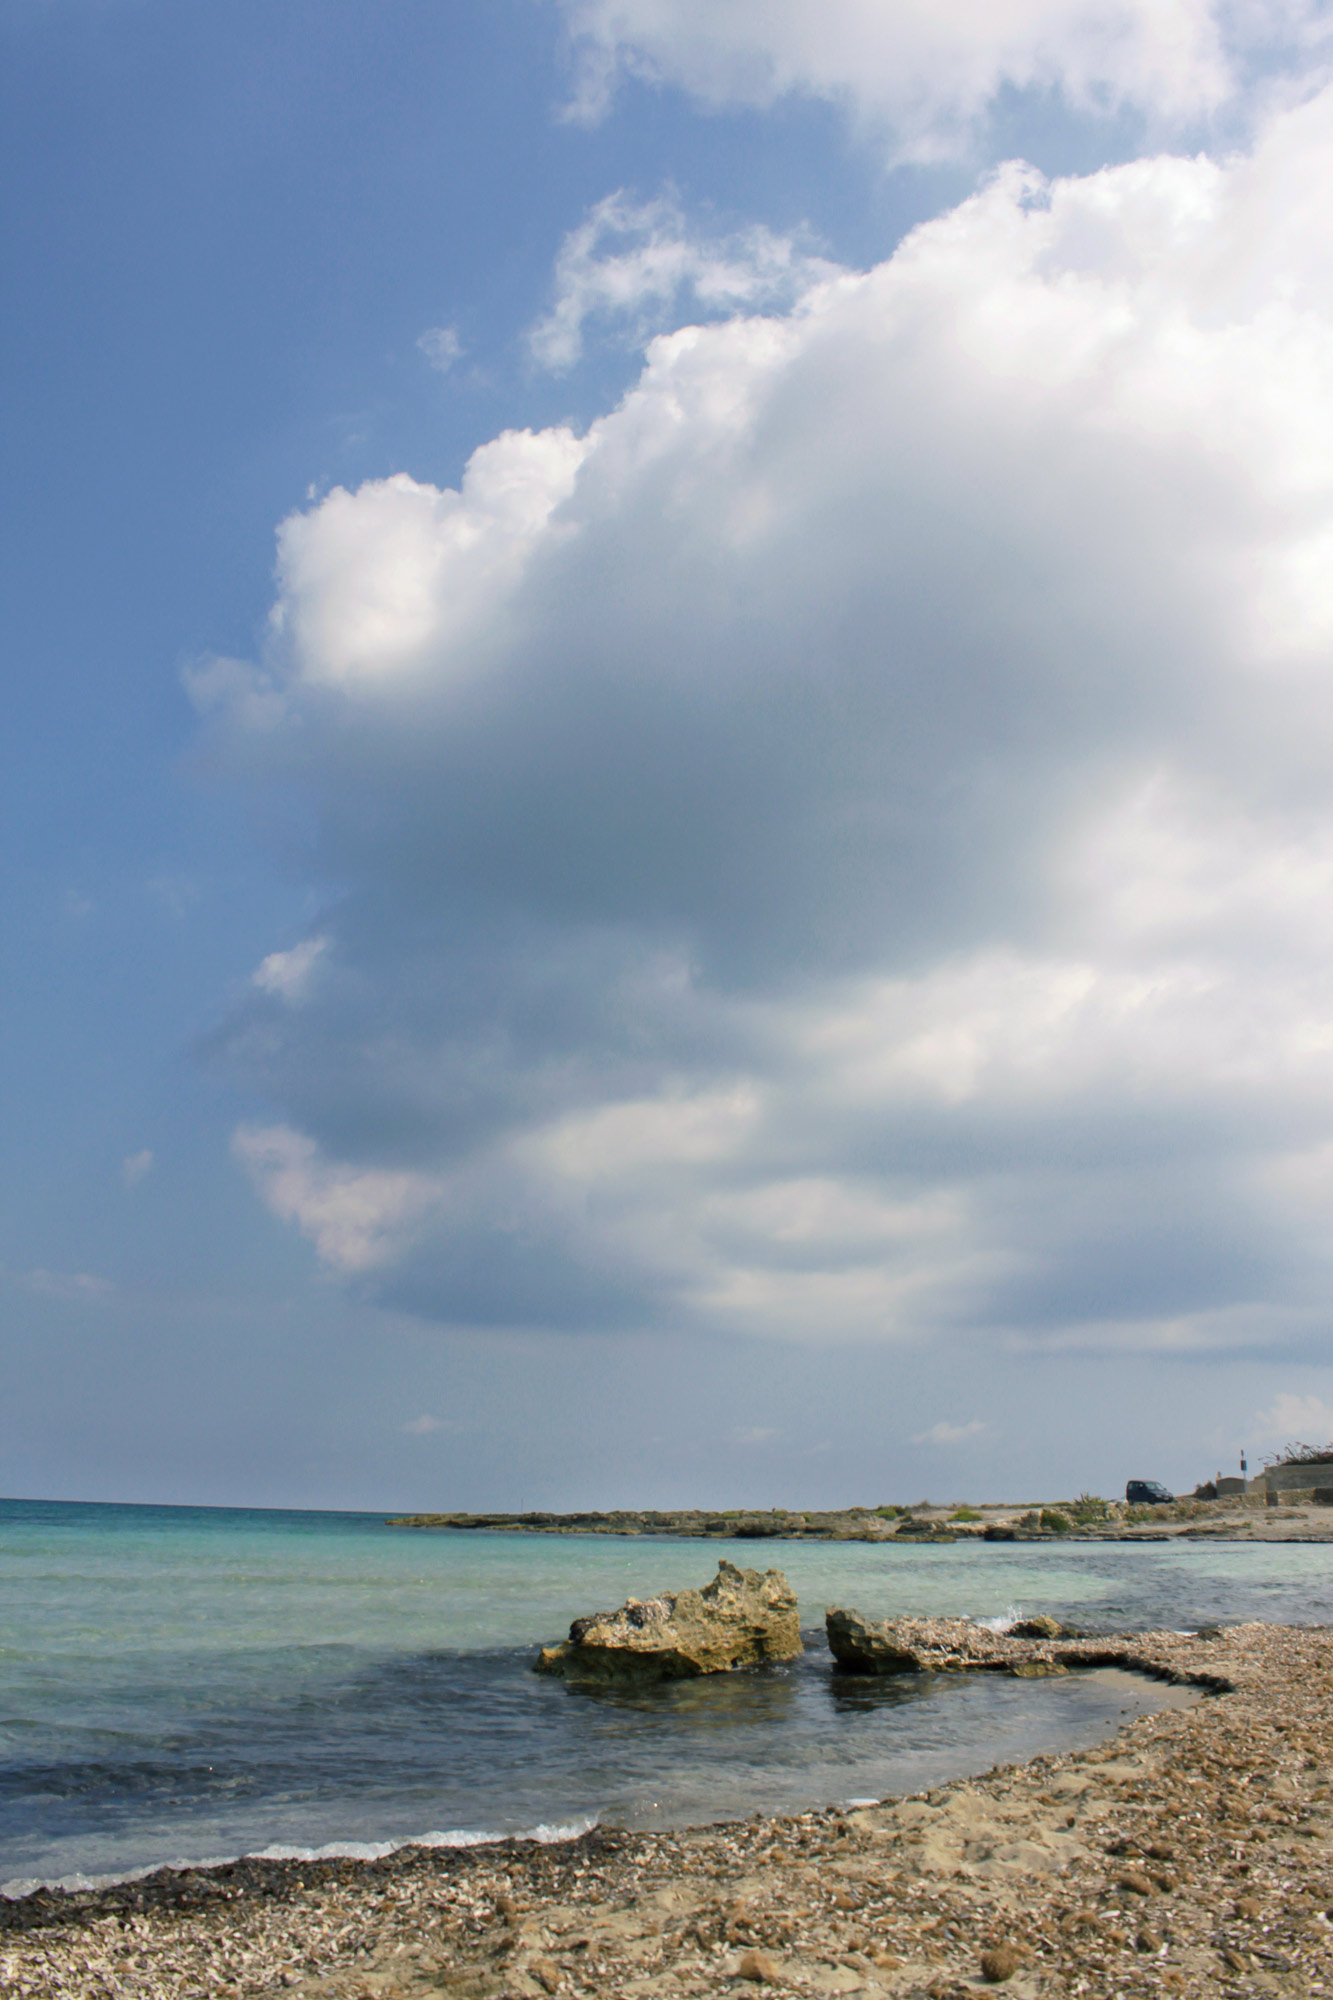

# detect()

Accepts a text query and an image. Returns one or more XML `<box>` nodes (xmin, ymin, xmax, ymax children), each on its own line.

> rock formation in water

<box><xmin>825</xmin><ymin>1609</ymin><xmax>1069</xmax><ymax>1676</ymax></box>
<box><xmin>535</xmin><ymin>1559</ymin><xmax>802</xmax><ymax>1681</ymax></box>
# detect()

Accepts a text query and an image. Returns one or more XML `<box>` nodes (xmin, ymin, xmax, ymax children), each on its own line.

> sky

<box><xmin>6</xmin><ymin>0</ymin><xmax>1333</xmax><ymax>1511</ymax></box>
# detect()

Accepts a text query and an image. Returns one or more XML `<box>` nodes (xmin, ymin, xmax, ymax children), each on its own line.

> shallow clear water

<box><xmin>3</xmin><ymin>1496</ymin><xmax>1330</xmax><ymax>1893</ymax></box>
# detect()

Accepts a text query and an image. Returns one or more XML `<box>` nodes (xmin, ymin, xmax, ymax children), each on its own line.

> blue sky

<box><xmin>6</xmin><ymin>0</ymin><xmax>1333</xmax><ymax>1510</ymax></box>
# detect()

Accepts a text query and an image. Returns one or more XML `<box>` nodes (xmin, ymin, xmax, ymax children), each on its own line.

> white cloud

<box><xmin>558</xmin><ymin>0</ymin><xmax>1326</xmax><ymax>155</ymax></box>
<box><xmin>1254</xmin><ymin>1391</ymin><xmax>1333</xmax><ymax>1449</ymax></box>
<box><xmin>418</xmin><ymin>324</ymin><xmax>464</xmax><ymax>373</ymax></box>
<box><xmin>403</xmin><ymin>1412</ymin><xmax>447</xmax><ymax>1434</ymax></box>
<box><xmin>529</xmin><ymin>189</ymin><xmax>838</xmax><ymax>370</ymax></box>
<box><xmin>912</xmin><ymin>1419</ymin><xmax>987</xmax><ymax>1445</ymax></box>
<box><xmin>253</xmin><ymin>936</ymin><xmax>329</xmax><ymax>1003</ymax></box>
<box><xmin>202</xmin><ymin>88</ymin><xmax>1333</xmax><ymax>1352</ymax></box>
<box><xmin>121</xmin><ymin>1149</ymin><xmax>154</xmax><ymax>1187</ymax></box>
<box><xmin>232</xmin><ymin>1126</ymin><xmax>441</xmax><ymax>1273</ymax></box>
<box><xmin>269</xmin><ymin>432</ymin><xmax>587</xmax><ymax>687</ymax></box>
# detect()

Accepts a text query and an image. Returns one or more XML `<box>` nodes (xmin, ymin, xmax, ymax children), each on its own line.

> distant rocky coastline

<box><xmin>387</xmin><ymin>1493</ymin><xmax>1333</xmax><ymax>1541</ymax></box>
<box><xmin>388</xmin><ymin>1506</ymin><xmax>917</xmax><ymax>1540</ymax></box>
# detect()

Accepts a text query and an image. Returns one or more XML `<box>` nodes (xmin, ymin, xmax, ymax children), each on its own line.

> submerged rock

<box><xmin>535</xmin><ymin>1559</ymin><xmax>802</xmax><ymax>1681</ymax></box>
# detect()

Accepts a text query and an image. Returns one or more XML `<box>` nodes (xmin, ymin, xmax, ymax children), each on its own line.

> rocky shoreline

<box><xmin>386</xmin><ymin>1497</ymin><xmax>1333</xmax><ymax>1543</ymax></box>
<box><xmin>7</xmin><ymin>1623</ymin><xmax>1333</xmax><ymax>1998</ymax></box>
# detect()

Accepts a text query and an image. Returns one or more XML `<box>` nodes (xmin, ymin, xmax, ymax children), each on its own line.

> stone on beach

<box><xmin>534</xmin><ymin>1558</ymin><xmax>802</xmax><ymax>1681</ymax></box>
<box><xmin>735</xmin><ymin>1946</ymin><xmax>781</xmax><ymax>1981</ymax></box>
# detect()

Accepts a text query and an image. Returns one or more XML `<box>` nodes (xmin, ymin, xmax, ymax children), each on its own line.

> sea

<box><xmin>4</xmin><ymin>1496</ymin><xmax>1333</xmax><ymax>1898</ymax></box>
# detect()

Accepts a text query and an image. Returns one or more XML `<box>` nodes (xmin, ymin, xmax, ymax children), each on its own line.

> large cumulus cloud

<box><xmin>202</xmin><ymin>87</ymin><xmax>1333</xmax><ymax>1353</ymax></box>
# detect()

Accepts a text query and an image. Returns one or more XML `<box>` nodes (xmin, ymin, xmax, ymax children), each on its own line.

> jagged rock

<box><xmin>535</xmin><ymin>1560</ymin><xmax>802</xmax><ymax>1681</ymax></box>
<box><xmin>1010</xmin><ymin>1615</ymin><xmax>1063</xmax><ymax>1638</ymax></box>
<box><xmin>826</xmin><ymin>1609</ymin><xmax>933</xmax><ymax>1673</ymax></box>
<box><xmin>825</xmin><ymin>1609</ymin><xmax>1068</xmax><ymax>1676</ymax></box>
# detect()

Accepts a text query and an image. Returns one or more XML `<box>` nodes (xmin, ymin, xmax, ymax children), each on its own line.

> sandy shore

<box><xmin>5</xmin><ymin>1624</ymin><xmax>1333</xmax><ymax>1999</ymax></box>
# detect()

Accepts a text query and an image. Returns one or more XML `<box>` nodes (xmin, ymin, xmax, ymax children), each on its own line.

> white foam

<box><xmin>0</xmin><ymin>1816</ymin><xmax>598</xmax><ymax>1901</ymax></box>
<box><xmin>973</xmin><ymin>1607</ymin><xmax>1023</xmax><ymax>1634</ymax></box>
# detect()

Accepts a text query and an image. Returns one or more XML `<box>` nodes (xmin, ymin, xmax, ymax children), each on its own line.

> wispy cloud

<box><xmin>912</xmin><ymin>1419</ymin><xmax>986</xmax><ymax>1446</ymax></box>
<box><xmin>182</xmin><ymin>654</ymin><xmax>286</xmax><ymax>731</ymax></box>
<box><xmin>233</xmin><ymin>1125</ymin><xmax>441</xmax><ymax>1273</ymax></box>
<box><xmin>147</xmin><ymin>873</ymin><xmax>198</xmax><ymax>920</ymax></box>
<box><xmin>557</xmin><ymin>0</ymin><xmax>1302</xmax><ymax>155</ymax></box>
<box><xmin>1254</xmin><ymin>1392</ymin><xmax>1333</xmax><ymax>1451</ymax></box>
<box><xmin>252</xmin><ymin>936</ymin><xmax>328</xmax><ymax>1004</ymax></box>
<box><xmin>528</xmin><ymin>189</ymin><xmax>836</xmax><ymax>371</ymax></box>
<box><xmin>121</xmin><ymin>1149</ymin><xmax>154</xmax><ymax>1188</ymax></box>
<box><xmin>19</xmin><ymin>1268</ymin><xmax>116</xmax><ymax>1302</ymax></box>
<box><xmin>418</xmin><ymin>325</ymin><xmax>463</xmax><ymax>374</ymax></box>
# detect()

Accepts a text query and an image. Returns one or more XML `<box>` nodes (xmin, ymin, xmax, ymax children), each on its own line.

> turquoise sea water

<box><xmin>4</xmin><ymin>1497</ymin><xmax>1332</xmax><ymax>1894</ymax></box>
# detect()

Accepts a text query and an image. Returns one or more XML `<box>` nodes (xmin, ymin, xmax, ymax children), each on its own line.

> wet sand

<box><xmin>5</xmin><ymin>1623</ymin><xmax>1333</xmax><ymax>1999</ymax></box>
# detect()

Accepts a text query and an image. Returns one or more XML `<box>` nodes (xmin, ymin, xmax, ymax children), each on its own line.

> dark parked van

<box><xmin>1125</xmin><ymin>1480</ymin><xmax>1173</xmax><ymax>1504</ymax></box>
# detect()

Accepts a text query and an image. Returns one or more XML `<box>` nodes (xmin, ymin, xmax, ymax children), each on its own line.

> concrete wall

<box><xmin>1258</xmin><ymin>1462</ymin><xmax>1333</xmax><ymax>1494</ymax></box>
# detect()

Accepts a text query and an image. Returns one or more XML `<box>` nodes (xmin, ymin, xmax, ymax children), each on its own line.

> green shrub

<box><xmin>1124</xmin><ymin>1497</ymin><xmax>1203</xmax><ymax>1524</ymax></box>
<box><xmin>1070</xmin><ymin>1493</ymin><xmax>1110</xmax><ymax>1524</ymax></box>
<box><xmin>1019</xmin><ymin>1509</ymin><xmax>1041</xmax><ymax>1528</ymax></box>
<box><xmin>1040</xmin><ymin>1508</ymin><xmax>1074</xmax><ymax>1534</ymax></box>
<box><xmin>875</xmin><ymin>1504</ymin><xmax>902</xmax><ymax>1519</ymax></box>
<box><xmin>950</xmin><ymin>1506</ymin><xmax>983</xmax><ymax>1522</ymax></box>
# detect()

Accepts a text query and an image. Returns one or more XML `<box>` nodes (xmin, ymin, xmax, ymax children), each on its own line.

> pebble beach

<box><xmin>7</xmin><ymin>1622</ymin><xmax>1333</xmax><ymax>2000</ymax></box>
